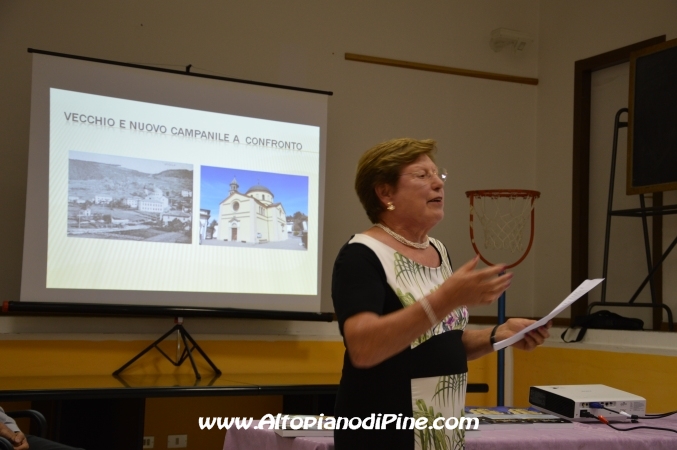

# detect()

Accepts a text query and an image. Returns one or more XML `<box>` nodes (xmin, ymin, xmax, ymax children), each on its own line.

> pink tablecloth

<box><xmin>223</xmin><ymin>421</ymin><xmax>333</xmax><ymax>450</ymax></box>
<box><xmin>465</xmin><ymin>414</ymin><xmax>677</xmax><ymax>450</ymax></box>
<box><xmin>224</xmin><ymin>416</ymin><xmax>677</xmax><ymax>450</ymax></box>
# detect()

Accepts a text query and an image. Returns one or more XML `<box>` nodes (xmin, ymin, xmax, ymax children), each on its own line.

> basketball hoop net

<box><xmin>465</xmin><ymin>189</ymin><xmax>540</xmax><ymax>269</ymax></box>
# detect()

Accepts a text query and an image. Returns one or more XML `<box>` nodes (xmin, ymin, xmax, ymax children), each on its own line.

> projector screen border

<box><xmin>26</xmin><ymin>48</ymin><xmax>334</xmax><ymax>97</ymax></box>
<box><xmin>22</xmin><ymin>48</ymin><xmax>330</xmax><ymax>315</ymax></box>
<box><xmin>2</xmin><ymin>300</ymin><xmax>334</xmax><ymax>322</ymax></box>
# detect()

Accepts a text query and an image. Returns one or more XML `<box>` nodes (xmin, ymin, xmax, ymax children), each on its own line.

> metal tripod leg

<box><xmin>113</xmin><ymin>318</ymin><xmax>221</xmax><ymax>380</ymax></box>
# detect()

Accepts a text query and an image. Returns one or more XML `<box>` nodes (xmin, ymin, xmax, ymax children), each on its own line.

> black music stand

<box><xmin>588</xmin><ymin>108</ymin><xmax>674</xmax><ymax>330</ymax></box>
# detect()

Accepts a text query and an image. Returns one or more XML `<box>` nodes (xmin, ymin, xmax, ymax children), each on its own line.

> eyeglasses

<box><xmin>400</xmin><ymin>167</ymin><xmax>448</xmax><ymax>183</ymax></box>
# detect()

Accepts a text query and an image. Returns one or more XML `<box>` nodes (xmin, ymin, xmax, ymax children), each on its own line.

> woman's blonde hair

<box><xmin>355</xmin><ymin>138</ymin><xmax>437</xmax><ymax>223</ymax></box>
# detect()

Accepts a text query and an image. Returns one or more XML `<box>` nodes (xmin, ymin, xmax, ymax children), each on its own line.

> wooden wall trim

<box><xmin>345</xmin><ymin>53</ymin><xmax>539</xmax><ymax>85</ymax></box>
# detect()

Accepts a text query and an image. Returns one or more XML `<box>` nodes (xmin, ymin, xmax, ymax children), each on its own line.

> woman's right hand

<box><xmin>434</xmin><ymin>255</ymin><xmax>512</xmax><ymax>311</ymax></box>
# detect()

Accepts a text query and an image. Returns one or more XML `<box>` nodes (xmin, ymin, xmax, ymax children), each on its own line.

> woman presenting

<box><xmin>332</xmin><ymin>138</ymin><xmax>551</xmax><ymax>449</ymax></box>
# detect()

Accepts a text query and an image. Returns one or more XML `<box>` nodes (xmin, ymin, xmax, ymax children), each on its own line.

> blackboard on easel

<box><xmin>627</xmin><ymin>38</ymin><xmax>677</xmax><ymax>195</ymax></box>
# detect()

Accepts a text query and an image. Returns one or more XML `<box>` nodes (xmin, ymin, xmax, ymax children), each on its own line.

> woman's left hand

<box><xmin>499</xmin><ymin>318</ymin><xmax>552</xmax><ymax>351</ymax></box>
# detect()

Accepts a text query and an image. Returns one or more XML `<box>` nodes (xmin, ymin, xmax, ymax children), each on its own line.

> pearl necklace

<box><xmin>374</xmin><ymin>223</ymin><xmax>429</xmax><ymax>249</ymax></box>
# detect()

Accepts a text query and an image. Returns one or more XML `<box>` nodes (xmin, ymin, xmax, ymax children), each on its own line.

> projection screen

<box><xmin>20</xmin><ymin>50</ymin><xmax>329</xmax><ymax>314</ymax></box>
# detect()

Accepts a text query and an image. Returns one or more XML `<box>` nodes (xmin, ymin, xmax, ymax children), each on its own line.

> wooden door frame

<box><xmin>570</xmin><ymin>35</ymin><xmax>666</xmax><ymax>326</ymax></box>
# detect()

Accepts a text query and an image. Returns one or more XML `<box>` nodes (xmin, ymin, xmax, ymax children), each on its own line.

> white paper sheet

<box><xmin>492</xmin><ymin>278</ymin><xmax>604</xmax><ymax>351</ymax></box>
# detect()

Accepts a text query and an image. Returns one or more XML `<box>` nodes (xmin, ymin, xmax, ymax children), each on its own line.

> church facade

<box><xmin>217</xmin><ymin>178</ymin><xmax>288</xmax><ymax>244</ymax></box>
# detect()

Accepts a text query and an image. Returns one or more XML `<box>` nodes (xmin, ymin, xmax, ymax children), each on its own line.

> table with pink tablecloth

<box><xmin>224</xmin><ymin>415</ymin><xmax>677</xmax><ymax>450</ymax></box>
<box><xmin>465</xmin><ymin>413</ymin><xmax>677</xmax><ymax>449</ymax></box>
<box><xmin>223</xmin><ymin>421</ymin><xmax>333</xmax><ymax>450</ymax></box>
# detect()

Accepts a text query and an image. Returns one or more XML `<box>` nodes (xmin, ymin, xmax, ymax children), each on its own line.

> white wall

<box><xmin>535</xmin><ymin>0</ymin><xmax>677</xmax><ymax>319</ymax></box>
<box><xmin>0</xmin><ymin>0</ymin><xmax>539</xmax><ymax>335</ymax></box>
<box><xmin>4</xmin><ymin>0</ymin><xmax>676</xmax><ymax>336</ymax></box>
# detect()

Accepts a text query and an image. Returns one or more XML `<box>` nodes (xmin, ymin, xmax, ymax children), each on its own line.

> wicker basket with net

<box><xmin>465</xmin><ymin>189</ymin><xmax>540</xmax><ymax>269</ymax></box>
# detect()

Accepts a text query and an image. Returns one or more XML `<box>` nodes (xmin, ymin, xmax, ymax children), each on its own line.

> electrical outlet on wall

<box><xmin>167</xmin><ymin>434</ymin><xmax>187</xmax><ymax>448</ymax></box>
<box><xmin>142</xmin><ymin>436</ymin><xmax>154</xmax><ymax>449</ymax></box>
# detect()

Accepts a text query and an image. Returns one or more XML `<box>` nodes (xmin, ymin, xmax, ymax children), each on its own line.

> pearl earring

<box><xmin>387</xmin><ymin>202</ymin><xmax>395</xmax><ymax>211</ymax></box>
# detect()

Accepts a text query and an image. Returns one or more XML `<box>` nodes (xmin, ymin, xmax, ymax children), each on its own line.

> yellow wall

<box><xmin>0</xmin><ymin>339</ymin><xmax>342</xmax><ymax>377</ymax></box>
<box><xmin>0</xmin><ymin>339</ymin><xmax>342</xmax><ymax>449</ymax></box>
<box><xmin>513</xmin><ymin>347</ymin><xmax>677</xmax><ymax>413</ymax></box>
<box><xmin>466</xmin><ymin>353</ymin><xmax>496</xmax><ymax>407</ymax></box>
<box><xmin>144</xmin><ymin>395</ymin><xmax>282</xmax><ymax>450</ymax></box>
<box><xmin>6</xmin><ymin>338</ymin><xmax>675</xmax><ymax>447</ymax></box>
<box><xmin>0</xmin><ymin>338</ymin><xmax>494</xmax><ymax>384</ymax></box>
<box><xmin>0</xmin><ymin>338</ymin><xmax>495</xmax><ymax>449</ymax></box>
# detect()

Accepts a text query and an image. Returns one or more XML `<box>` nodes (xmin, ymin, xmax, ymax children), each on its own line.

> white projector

<box><xmin>529</xmin><ymin>384</ymin><xmax>646</xmax><ymax>422</ymax></box>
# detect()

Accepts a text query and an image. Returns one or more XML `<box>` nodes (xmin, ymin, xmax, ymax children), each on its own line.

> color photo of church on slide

<box><xmin>199</xmin><ymin>166</ymin><xmax>309</xmax><ymax>250</ymax></box>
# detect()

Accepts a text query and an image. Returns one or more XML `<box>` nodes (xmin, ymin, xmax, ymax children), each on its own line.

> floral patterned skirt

<box><xmin>411</xmin><ymin>372</ymin><xmax>467</xmax><ymax>450</ymax></box>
